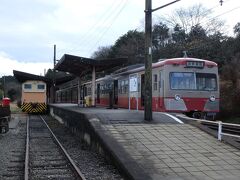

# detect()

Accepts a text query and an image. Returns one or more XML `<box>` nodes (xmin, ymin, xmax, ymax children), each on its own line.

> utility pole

<box><xmin>144</xmin><ymin>0</ymin><xmax>181</xmax><ymax>121</ymax></box>
<box><xmin>144</xmin><ymin>0</ymin><xmax>152</xmax><ymax>121</ymax></box>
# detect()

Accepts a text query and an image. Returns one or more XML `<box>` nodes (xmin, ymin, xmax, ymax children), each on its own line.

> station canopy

<box><xmin>54</xmin><ymin>54</ymin><xmax>127</xmax><ymax>77</ymax></box>
<box><xmin>13</xmin><ymin>70</ymin><xmax>51</xmax><ymax>83</ymax></box>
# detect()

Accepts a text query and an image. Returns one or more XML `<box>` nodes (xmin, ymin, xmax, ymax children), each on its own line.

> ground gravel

<box><xmin>0</xmin><ymin>114</ymin><xmax>123</xmax><ymax>180</ymax></box>
<box><xmin>0</xmin><ymin>114</ymin><xmax>27</xmax><ymax>180</ymax></box>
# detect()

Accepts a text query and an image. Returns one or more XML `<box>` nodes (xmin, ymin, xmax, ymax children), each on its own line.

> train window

<box><xmin>196</xmin><ymin>73</ymin><xmax>217</xmax><ymax>91</ymax></box>
<box><xmin>138</xmin><ymin>77</ymin><xmax>140</xmax><ymax>92</ymax></box>
<box><xmin>153</xmin><ymin>74</ymin><xmax>158</xmax><ymax>91</ymax></box>
<box><xmin>124</xmin><ymin>80</ymin><xmax>129</xmax><ymax>94</ymax></box>
<box><xmin>170</xmin><ymin>72</ymin><xmax>196</xmax><ymax>90</ymax></box>
<box><xmin>159</xmin><ymin>71</ymin><xmax>162</xmax><ymax>89</ymax></box>
<box><xmin>170</xmin><ymin>72</ymin><xmax>217</xmax><ymax>91</ymax></box>
<box><xmin>24</xmin><ymin>84</ymin><xmax>32</xmax><ymax>89</ymax></box>
<box><xmin>118</xmin><ymin>80</ymin><xmax>124</xmax><ymax>94</ymax></box>
<box><xmin>87</xmin><ymin>87</ymin><xmax>91</xmax><ymax>95</ymax></box>
<box><xmin>117</xmin><ymin>79</ymin><xmax>129</xmax><ymax>94</ymax></box>
<box><xmin>124</xmin><ymin>85</ymin><xmax>128</xmax><ymax>94</ymax></box>
<box><xmin>37</xmin><ymin>84</ymin><xmax>45</xmax><ymax>90</ymax></box>
<box><xmin>118</xmin><ymin>81</ymin><xmax>121</xmax><ymax>94</ymax></box>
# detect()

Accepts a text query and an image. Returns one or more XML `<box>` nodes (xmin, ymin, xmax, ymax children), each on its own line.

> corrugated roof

<box><xmin>54</xmin><ymin>54</ymin><xmax>127</xmax><ymax>77</ymax></box>
<box><xmin>13</xmin><ymin>70</ymin><xmax>51</xmax><ymax>83</ymax></box>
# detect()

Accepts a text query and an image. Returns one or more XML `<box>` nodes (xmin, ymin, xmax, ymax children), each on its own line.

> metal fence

<box><xmin>176</xmin><ymin>114</ymin><xmax>240</xmax><ymax>141</ymax></box>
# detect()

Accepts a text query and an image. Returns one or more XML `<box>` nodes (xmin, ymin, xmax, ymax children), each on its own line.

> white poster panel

<box><xmin>129</xmin><ymin>74</ymin><xmax>139</xmax><ymax>111</ymax></box>
<box><xmin>129</xmin><ymin>75</ymin><xmax>138</xmax><ymax>92</ymax></box>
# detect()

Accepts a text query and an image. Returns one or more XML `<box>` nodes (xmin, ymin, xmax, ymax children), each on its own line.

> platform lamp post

<box><xmin>144</xmin><ymin>0</ymin><xmax>181</xmax><ymax>121</ymax></box>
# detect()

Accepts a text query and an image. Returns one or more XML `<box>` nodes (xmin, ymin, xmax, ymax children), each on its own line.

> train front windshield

<box><xmin>170</xmin><ymin>72</ymin><xmax>217</xmax><ymax>91</ymax></box>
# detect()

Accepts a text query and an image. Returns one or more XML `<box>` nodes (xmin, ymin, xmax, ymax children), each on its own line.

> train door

<box><xmin>80</xmin><ymin>85</ymin><xmax>86</xmax><ymax>103</ymax></box>
<box><xmin>159</xmin><ymin>70</ymin><xmax>164</xmax><ymax>107</ymax></box>
<box><xmin>84</xmin><ymin>86</ymin><xmax>87</xmax><ymax>97</ymax></box>
<box><xmin>113</xmin><ymin>80</ymin><xmax>118</xmax><ymax>105</ymax></box>
<box><xmin>97</xmin><ymin>83</ymin><xmax>100</xmax><ymax>104</ymax></box>
<box><xmin>70</xmin><ymin>89</ymin><xmax>73</xmax><ymax>103</ymax></box>
<box><xmin>141</xmin><ymin>74</ymin><xmax>145</xmax><ymax>106</ymax></box>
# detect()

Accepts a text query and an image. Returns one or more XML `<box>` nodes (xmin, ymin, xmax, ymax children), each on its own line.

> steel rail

<box><xmin>40</xmin><ymin>115</ymin><xmax>86</xmax><ymax>180</ymax></box>
<box><xmin>24</xmin><ymin>116</ymin><xmax>29</xmax><ymax>180</ymax></box>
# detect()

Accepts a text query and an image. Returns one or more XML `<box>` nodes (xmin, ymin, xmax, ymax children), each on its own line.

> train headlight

<box><xmin>209</xmin><ymin>95</ymin><xmax>216</xmax><ymax>102</ymax></box>
<box><xmin>175</xmin><ymin>94</ymin><xmax>181</xmax><ymax>101</ymax></box>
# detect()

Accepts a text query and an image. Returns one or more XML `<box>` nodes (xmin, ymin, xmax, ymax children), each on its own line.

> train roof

<box><xmin>75</xmin><ymin>57</ymin><xmax>218</xmax><ymax>85</ymax></box>
<box><xmin>112</xmin><ymin>64</ymin><xmax>144</xmax><ymax>74</ymax></box>
<box><xmin>155</xmin><ymin>57</ymin><xmax>218</xmax><ymax>67</ymax></box>
<box><xmin>118</xmin><ymin>57</ymin><xmax>218</xmax><ymax>75</ymax></box>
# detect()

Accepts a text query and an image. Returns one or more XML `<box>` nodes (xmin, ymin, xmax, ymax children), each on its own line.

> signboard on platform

<box><xmin>129</xmin><ymin>75</ymin><xmax>138</xmax><ymax>92</ymax></box>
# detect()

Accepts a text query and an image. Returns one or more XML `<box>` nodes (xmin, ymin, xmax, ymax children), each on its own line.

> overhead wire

<box><xmin>82</xmin><ymin>0</ymin><xmax>236</xmax><ymax>56</ymax></box>
<box><xmin>56</xmin><ymin>0</ymin><xmax>124</xmax><ymax>56</ymax></box>
<box><xmin>76</xmin><ymin>0</ymin><xmax>124</xmax><ymax>49</ymax></box>
<box><xmin>87</xmin><ymin>0</ymin><xmax>130</xmax><ymax>54</ymax></box>
<box><xmin>185</xmin><ymin>4</ymin><xmax>240</xmax><ymax>52</ymax></box>
<box><xmin>158</xmin><ymin>0</ymin><xmax>232</xmax><ymax>30</ymax></box>
<box><xmin>201</xmin><ymin>6</ymin><xmax>240</xmax><ymax>27</ymax></box>
<box><xmin>58</xmin><ymin>0</ymin><xmax>236</xmax><ymax>57</ymax></box>
<box><xmin>67</xmin><ymin>0</ymin><xmax>128</xmax><ymax>55</ymax></box>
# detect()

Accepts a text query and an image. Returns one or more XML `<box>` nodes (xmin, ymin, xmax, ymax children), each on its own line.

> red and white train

<box><xmin>56</xmin><ymin>57</ymin><xmax>219</xmax><ymax>118</ymax></box>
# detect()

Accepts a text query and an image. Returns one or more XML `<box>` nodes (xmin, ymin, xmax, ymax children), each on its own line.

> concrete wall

<box><xmin>50</xmin><ymin>106</ymin><xmax>107</xmax><ymax>155</ymax></box>
<box><xmin>49</xmin><ymin>105</ymin><xmax>150</xmax><ymax>180</ymax></box>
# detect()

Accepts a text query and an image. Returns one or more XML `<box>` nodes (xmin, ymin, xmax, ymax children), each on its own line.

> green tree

<box><xmin>172</xmin><ymin>24</ymin><xmax>187</xmax><ymax>44</ymax></box>
<box><xmin>152</xmin><ymin>23</ymin><xmax>170</xmax><ymax>49</ymax></box>
<box><xmin>220</xmin><ymin>54</ymin><xmax>240</xmax><ymax>116</ymax></box>
<box><xmin>91</xmin><ymin>46</ymin><xmax>112</xmax><ymax>60</ymax></box>
<box><xmin>0</xmin><ymin>89</ymin><xmax>3</xmax><ymax>99</ymax></box>
<box><xmin>110</xmin><ymin>30</ymin><xmax>145</xmax><ymax>65</ymax></box>
<box><xmin>7</xmin><ymin>88</ymin><xmax>17</xmax><ymax>101</ymax></box>
<box><xmin>152</xmin><ymin>23</ymin><xmax>170</xmax><ymax>61</ymax></box>
<box><xmin>234</xmin><ymin>22</ymin><xmax>240</xmax><ymax>37</ymax></box>
<box><xmin>188</xmin><ymin>24</ymin><xmax>207</xmax><ymax>41</ymax></box>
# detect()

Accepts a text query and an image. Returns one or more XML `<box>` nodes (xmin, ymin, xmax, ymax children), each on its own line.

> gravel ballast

<box><xmin>43</xmin><ymin>115</ymin><xmax>123</xmax><ymax>180</ymax></box>
<box><xmin>1</xmin><ymin>114</ymin><xmax>123</xmax><ymax>180</ymax></box>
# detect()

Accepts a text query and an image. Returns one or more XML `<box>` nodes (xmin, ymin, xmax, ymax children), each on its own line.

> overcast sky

<box><xmin>0</xmin><ymin>0</ymin><xmax>239</xmax><ymax>77</ymax></box>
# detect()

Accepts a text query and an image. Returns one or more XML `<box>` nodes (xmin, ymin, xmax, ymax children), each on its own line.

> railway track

<box><xmin>24</xmin><ymin>115</ymin><xmax>86</xmax><ymax>180</ymax></box>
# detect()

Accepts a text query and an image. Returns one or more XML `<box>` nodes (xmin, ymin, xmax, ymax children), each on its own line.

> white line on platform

<box><xmin>162</xmin><ymin>113</ymin><xmax>184</xmax><ymax>124</ymax></box>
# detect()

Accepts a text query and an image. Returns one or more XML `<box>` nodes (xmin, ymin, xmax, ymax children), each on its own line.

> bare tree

<box><xmin>160</xmin><ymin>4</ymin><xmax>225</xmax><ymax>35</ymax></box>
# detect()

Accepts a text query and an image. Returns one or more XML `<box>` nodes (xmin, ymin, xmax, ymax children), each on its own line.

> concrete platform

<box><xmin>50</xmin><ymin>104</ymin><xmax>240</xmax><ymax>180</ymax></box>
<box><xmin>52</xmin><ymin>103</ymin><xmax>183</xmax><ymax>124</ymax></box>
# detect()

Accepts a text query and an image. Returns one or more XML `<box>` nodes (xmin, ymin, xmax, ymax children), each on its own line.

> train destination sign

<box><xmin>186</xmin><ymin>61</ymin><xmax>204</xmax><ymax>68</ymax></box>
